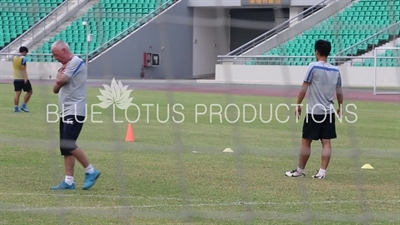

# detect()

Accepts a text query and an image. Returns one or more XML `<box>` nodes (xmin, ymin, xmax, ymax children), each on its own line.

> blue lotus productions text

<box><xmin>45</xmin><ymin>103</ymin><xmax>358</xmax><ymax>124</ymax></box>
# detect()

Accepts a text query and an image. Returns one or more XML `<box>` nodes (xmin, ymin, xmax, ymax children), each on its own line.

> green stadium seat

<box><xmin>29</xmin><ymin>0</ymin><xmax>172</xmax><ymax>62</ymax></box>
<box><xmin>250</xmin><ymin>0</ymin><xmax>400</xmax><ymax>67</ymax></box>
<box><xmin>0</xmin><ymin>0</ymin><xmax>65</xmax><ymax>51</ymax></box>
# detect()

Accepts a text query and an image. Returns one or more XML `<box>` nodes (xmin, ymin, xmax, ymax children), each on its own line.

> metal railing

<box><xmin>335</xmin><ymin>21</ymin><xmax>400</xmax><ymax>57</ymax></box>
<box><xmin>87</xmin><ymin>0</ymin><xmax>178</xmax><ymax>61</ymax></box>
<box><xmin>0</xmin><ymin>0</ymin><xmax>82</xmax><ymax>53</ymax></box>
<box><xmin>0</xmin><ymin>53</ymin><xmax>85</xmax><ymax>62</ymax></box>
<box><xmin>216</xmin><ymin>55</ymin><xmax>399</xmax><ymax>67</ymax></box>
<box><xmin>0</xmin><ymin>53</ymin><xmax>86</xmax><ymax>80</ymax></box>
<box><xmin>225</xmin><ymin>0</ymin><xmax>337</xmax><ymax>56</ymax></box>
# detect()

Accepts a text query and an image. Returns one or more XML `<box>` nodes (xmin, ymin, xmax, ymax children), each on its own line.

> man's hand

<box><xmin>56</xmin><ymin>64</ymin><xmax>70</xmax><ymax>86</ymax></box>
<box><xmin>295</xmin><ymin>82</ymin><xmax>309</xmax><ymax>120</ymax></box>
<box><xmin>295</xmin><ymin>105</ymin><xmax>302</xmax><ymax>119</ymax></box>
<box><xmin>336</xmin><ymin>103</ymin><xmax>343</xmax><ymax>118</ymax></box>
<box><xmin>58</xmin><ymin>65</ymin><xmax>66</xmax><ymax>73</ymax></box>
<box><xmin>336</xmin><ymin>86</ymin><xmax>344</xmax><ymax>118</ymax></box>
<box><xmin>54</xmin><ymin>64</ymin><xmax>67</xmax><ymax>94</ymax></box>
<box><xmin>21</xmin><ymin>64</ymin><xmax>28</xmax><ymax>83</ymax></box>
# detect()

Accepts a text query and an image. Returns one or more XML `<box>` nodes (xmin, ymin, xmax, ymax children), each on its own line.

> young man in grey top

<box><xmin>286</xmin><ymin>40</ymin><xmax>344</xmax><ymax>179</ymax></box>
<box><xmin>51</xmin><ymin>40</ymin><xmax>101</xmax><ymax>190</ymax></box>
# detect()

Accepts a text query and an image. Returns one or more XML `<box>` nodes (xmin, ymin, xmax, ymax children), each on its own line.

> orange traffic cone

<box><xmin>125</xmin><ymin>123</ymin><xmax>135</xmax><ymax>142</ymax></box>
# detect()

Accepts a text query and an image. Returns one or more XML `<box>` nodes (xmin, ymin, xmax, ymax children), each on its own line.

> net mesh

<box><xmin>0</xmin><ymin>0</ymin><xmax>400</xmax><ymax>224</ymax></box>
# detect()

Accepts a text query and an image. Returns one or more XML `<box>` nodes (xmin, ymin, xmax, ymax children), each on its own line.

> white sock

<box><xmin>318</xmin><ymin>169</ymin><xmax>326</xmax><ymax>176</ymax></box>
<box><xmin>65</xmin><ymin>176</ymin><xmax>74</xmax><ymax>185</ymax></box>
<box><xmin>85</xmin><ymin>164</ymin><xmax>95</xmax><ymax>174</ymax></box>
<box><xmin>297</xmin><ymin>167</ymin><xmax>304</xmax><ymax>174</ymax></box>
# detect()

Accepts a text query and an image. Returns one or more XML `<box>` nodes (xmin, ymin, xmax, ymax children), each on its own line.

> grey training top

<box><xmin>58</xmin><ymin>55</ymin><xmax>87</xmax><ymax>117</ymax></box>
<box><xmin>303</xmin><ymin>61</ymin><xmax>342</xmax><ymax>115</ymax></box>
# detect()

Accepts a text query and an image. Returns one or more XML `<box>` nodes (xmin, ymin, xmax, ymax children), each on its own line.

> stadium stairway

<box><xmin>248</xmin><ymin>0</ymin><xmax>400</xmax><ymax>67</ymax></box>
<box><xmin>342</xmin><ymin>37</ymin><xmax>400</xmax><ymax>67</ymax></box>
<box><xmin>27</xmin><ymin>0</ymin><xmax>177</xmax><ymax>62</ymax></box>
<box><xmin>225</xmin><ymin>0</ymin><xmax>354</xmax><ymax>57</ymax></box>
<box><xmin>26</xmin><ymin>0</ymin><xmax>100</xmax><ymax>58</ymax></box>
<box><xmin>0</xmin><ymin>0</ymin><xmax>66</xmax><ymax>52</ymax></box>
<box><xmin>0</xmin><ymin>0</ymin><xmax>94</xmax><ymax>55</ymax></box>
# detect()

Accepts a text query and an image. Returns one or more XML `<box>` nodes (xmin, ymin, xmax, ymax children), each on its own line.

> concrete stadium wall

<box><xmin>214</xmin><ymin>65</ymin><xmax>400</xmax><ymax>87</ymax></box>
<box><xmin>192</xmin><ymin>8</ymin><xmax>230</xmax><ymax>77</ymax></box>
<box><xmin>0</xmin><ymin>61</ymin><xmax>60</xmax><ymax>79</ymax></box>
<box><xmin>88</xmin><ymin>0</ymin><xmax>194</xmax><ymax>80</ymax></box>
<box><xmin>1</xmin><ymin>61</ymin><xmax>398</xmax><ymax>89</ymax></box>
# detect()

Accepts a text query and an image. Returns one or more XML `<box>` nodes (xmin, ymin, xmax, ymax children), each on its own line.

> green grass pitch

<box><xmin>0</xmin><ymin>83</ymin><xmax>399</xmax><ymax>224</ymax></box>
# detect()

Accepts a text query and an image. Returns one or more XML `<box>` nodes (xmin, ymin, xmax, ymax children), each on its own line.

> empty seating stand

<box><xmin>0</xmin><ymin>0</ymin><xmax>65</xmax><ymax>51</ymax></box>
<box><xmin>30</xmin><ymin>0</ymin><xmax>171</xmax><ymax>62</ymax></box>
<box><xmin>352</xmin><ymin>44</ymin><xmax>400</xmax><ymax>67</ymax></box>
<box><xmin>250</xmin><ymin>0</ymin><xmax>400</xmax><ymax>67</ymax></box>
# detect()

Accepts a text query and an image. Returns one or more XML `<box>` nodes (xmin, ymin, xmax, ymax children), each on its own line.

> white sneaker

<box><xmin>285</xmin><ymin>169</ymin><xmax>305</xmax><ymax>177</ymax></box>
<box><xmin>311</xmin><ymin>171</ymin><xmax>326</xmax><ymax>179</ymax></box>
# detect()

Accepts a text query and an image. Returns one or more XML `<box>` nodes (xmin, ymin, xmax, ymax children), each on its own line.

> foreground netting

<box><xmin>0</xmin><ymin>0</ymin><xmax>399</xmax><ymax>224</ymax></box>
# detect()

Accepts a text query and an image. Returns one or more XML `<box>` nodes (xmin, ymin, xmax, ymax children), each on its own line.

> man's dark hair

<box><xmin>19</xmin><ymin>46</ymin><xmax>29</xmax><ymax>53</ymax></box>
<box><xmin>314</xmin><ymin>40</ymin><xmax>331</xmax><ymax>57</ymax></box>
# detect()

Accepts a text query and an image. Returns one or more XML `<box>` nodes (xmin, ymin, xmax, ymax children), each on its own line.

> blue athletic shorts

<box><xmin>59</xmin><ymin>115</ymin><xmax>85</xmax><ymax>155</ymax></box>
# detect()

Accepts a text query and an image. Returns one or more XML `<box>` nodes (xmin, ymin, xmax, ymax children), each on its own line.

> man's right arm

<box><xmin>297</xmin><ymin>63</ymin><xmax>315</xmax><ymax>104</ymax></box>
<box><xmin>336</xmin><ymin>87</ymin><xmax>343</xmax><ymax>104</ymax></box>
<box><xmin>53</xmin><ymin>65</ymin><xmax>67</xmax><ymax>94</ymax></box>
<box><xmin>53</xmin><ymin>84</ymin><xmax>62</xmax><ymax>94</ymax></box>
<box><xmin>294</xmin><ymin>63</ymin><xmax>314</xmax><ymax>118</ymax></box>
<box><xmin>336</xmin><ymin>72</ymin><xmax>344</xmax><ymax>110</ymax></box>
<box><xmin>21</xmin><ymin>57</ymin><xmax>28</xmax><ymax>82</ymax></box>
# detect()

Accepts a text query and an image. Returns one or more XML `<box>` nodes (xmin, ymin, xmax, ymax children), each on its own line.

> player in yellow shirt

<box><xmin>13</xmin><ymin>46</ymin><xmax>33</xmax><ymax>112</ymax></box>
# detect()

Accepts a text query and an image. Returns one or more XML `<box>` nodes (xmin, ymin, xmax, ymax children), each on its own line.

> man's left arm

<box><xmin>54</xmin><ymin>66</ymin><xmax>67</xmax><ymax>93</ymax></box>
<box><xmin>21</xmin><ymin>57</ymin><xmax>28</xmax><ymax>82</ymax></box>
<box><xmin>56</xmin><ymin>65</ymin><xmax>69</xmax><ymax>86</ymax></box>
<box><xmin>54</xmin><ymin>59</ymin><xmax>84</xmax><ymax>93</ymax></box>
<box><xmin>336</xmin><ymin>72</ymin><xmax>344</xmax><ymax>116</ymax></box>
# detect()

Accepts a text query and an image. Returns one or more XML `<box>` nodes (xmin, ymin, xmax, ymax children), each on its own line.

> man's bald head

<box><xmin>51</xmin><ymin>40</ymin><xmax>73</xmax><ymax>64</ymax></box>
<box><xmin>52</xmin><ymin>40</ymin><xmax>70</xmax><ymax>49</ymax></box>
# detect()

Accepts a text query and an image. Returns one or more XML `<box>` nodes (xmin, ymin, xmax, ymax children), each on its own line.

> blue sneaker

<box><xmin>14</xmin><ymin>106</ymin><xmax>20</xmax><ymax>112</ymax></box>
<box><xmin>50</xmin><ymin>181</ymin><xmax>75</xmax><ymax>190</ymax></box>
<box><xmin>20</xmin><ymin>104</ymin><xmax>29</xmax><ymax>112</ymax></box>
<box><xmin>82</xmin><ymin>169</ymin><xmax>100</xmax><ymax>190</ymax></box>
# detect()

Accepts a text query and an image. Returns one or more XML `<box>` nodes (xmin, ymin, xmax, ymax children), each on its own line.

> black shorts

<box><xmin>14</xmin><ymin>79</ymin><xmax>32</xmax><ymax>92</ymax></box>
<box><xmin>59</xmin><ymin>115</ymin><xmax>85</xmax><ymax>156</ymax></box>
<box><xmin>302</xmin><ymin>113</ymin><xmax>337</xmax><ymax>140</ymax></box>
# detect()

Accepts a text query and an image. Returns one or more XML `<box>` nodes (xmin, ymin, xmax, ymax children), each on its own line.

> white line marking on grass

<box><xmin>0</xmin><ymin>192</ymin><xmax>218</xmax><ymax>203</ymax></box>
<box><xmin>1</xmin><ymin>199</ymin><xmax>399</xmax><ymax>212</ymax></box>
<box><xmin>2</xmin><ymin>135</ymin><xmax>399</xmax><ymax>158</ymax></box>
